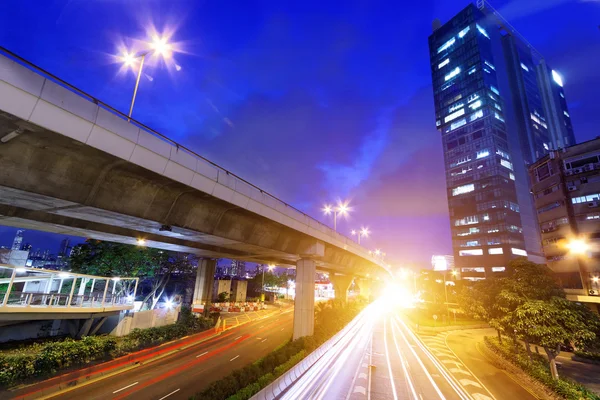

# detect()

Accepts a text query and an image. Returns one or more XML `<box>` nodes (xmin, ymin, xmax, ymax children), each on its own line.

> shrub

<box><xmin>574</xmin><ymin>350</ymin><xmax>600</xmax><ymax>362</ymax></box>
<box><xmin>485</xmin><ymin>336</ymin><xmax>599</xmax><ymax>400</ymax></box>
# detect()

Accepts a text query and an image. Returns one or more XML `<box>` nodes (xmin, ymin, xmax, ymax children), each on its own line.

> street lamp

<box><xmin>322</xmin><ymin>201</ymin><xmax>350</xmax><ymax>231</ymax></box>
<box><xmin>120</xmin><ymin>35</ymin><xmax>173</xmax><ymax>121</ymax></box>
<box><xmin>262</xmin><ymin>264</ymin><xmax>275</xmax><ymax>303</ymax></box>
<box><xmin>567</xmin><ymin>238</ymin><xmax>589</xmax><ymax>255</ymax></box>
<box><xmin>444</xmin><ymin>269</ymin><xmax>457</xmax><ymax>321</ymax></box>
<box><xmin>351</xmin><ymin>227</ymin><xmax>370</xmax><ymax>245</ymax></box>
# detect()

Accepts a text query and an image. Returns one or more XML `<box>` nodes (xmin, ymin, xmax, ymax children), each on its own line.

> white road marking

<box><xmin>158</xmin><ymin>388</ymin><xmax>181</xmax><ymax>400</ymax></box>
<box><xmin>280</xmin><ymin>328</ymin><xmax>284</xmax><ymax>331</ymax></box>
<box><xmin>112</xmin><ymin>382</ymin><xmax>139</xmax><ymax>393</ymax></box>
<box><xmin>353</xmin><ymin>386</ymin><xmax>366</xmax><ymax>394</ymax></box>
<box><xmin>261</xmin><ymin>338</ymin><xmax>267</xmax><ymax>343</ymax></box>
<box><xmin>256</xmin><ymin>337</ymin><xmax>262</xmax><ymax>340</ymax></box>
<box><xmin>230</xmin><ymin>355</ymin><xmax>240</xmax><ymax>362</ymax></box>
<box><xmin>359</xmin><ymin>372</ymin><xmax>367</xmax><ymax>379</ymax></box>
<box><xmin>196</xmin><ymin>351</ymin><xmax>208</xmax><ymax>358</ymax></box>
<box><xmin>459</xmin><ymin>378</ymin><xmax>483</xmax><ymax>388</ymax></box>
<box><xmin>234</xmin><ymin>336</ymin><xmax>242</xmax><ymax>340</ymax></box>
<box><xmin>472</xmin><ymin>394</ymin><xmax>494</xmax><ymax>400</ymax></box>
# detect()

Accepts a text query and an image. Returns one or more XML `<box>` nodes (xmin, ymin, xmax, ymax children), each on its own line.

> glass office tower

<box><xmin>429</xmin><ymin>3</ymin><xmax>577</xmax><ymax>276</ymax></box>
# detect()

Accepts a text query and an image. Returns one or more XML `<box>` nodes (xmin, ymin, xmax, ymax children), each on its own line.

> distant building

<box><xmin>529</xmin><ymin>138</ymin><xmax>600</xmax><ymax>311</ymax></box>
<box><xmin>11</xmin><ymin>230</ymin><xmax>24</xmax><ymax>251</ymax></box>
<box><xmin>431</xmin><ymin>255</ymin><xmax>455</xmax><ymax>271</ymax></box>
<box><xmin>58</xmin><ymin>238</ymin><xmax>70</xmax><ymax>257</ymax></box>
<box><xmin>428</xmin><ymin>2</ymin><xmax>576</xmax><ymax>276</ymax></box>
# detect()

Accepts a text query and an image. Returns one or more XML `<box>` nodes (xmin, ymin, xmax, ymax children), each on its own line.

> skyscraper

<box><xmin>11</xmin><ymin>230</ymin><xmax>24</xmax><ymax>251</ymax></box>
<box><xmin>428</xmin><ymin>2</ymin><xmax>576</xmax><ymax>276</ymax></box>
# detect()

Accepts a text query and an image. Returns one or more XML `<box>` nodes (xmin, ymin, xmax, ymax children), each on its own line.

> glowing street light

<box><xmin>261</xmin><ymin>264</ymin><xmax>276</xmax><ymax>303</ymax></box>
<box><xmin>136</xmin><ymin>238</ymin><xmax>146</xmax><ymax>246</ymax></box>
<box><xmin>351</xmin><ymin>227</ymin><xmax>370</xmax><ymax>245</ymax></box>
<box><xmin>120</xmin><ymin>35</ymin><xmax>175</xmax><ymax>121</ymax></box>
<box><xmin>567</xmin><ymin>238</ymin><xmax>589</xmax><ymax>255</ymax></box>
<box><xmin>322</xmin><ymin>201</ymin><xmax>350</xmax><ymax>232</ymax></box>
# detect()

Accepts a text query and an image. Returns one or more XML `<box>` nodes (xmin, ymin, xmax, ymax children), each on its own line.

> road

<box><xmin>278</xmin><ymin>304</ymin><xmax>542</xmax><ymax>400</ymax></box>
<box><xmin>42</xmin><ymin>309</ymin><xmax>294</xmax><ymax>400</ymax></box>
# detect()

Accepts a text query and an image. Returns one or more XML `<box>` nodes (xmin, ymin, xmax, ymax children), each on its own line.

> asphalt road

<box><xmin>43</xmin><ymin>309</ymin><xmax>294</xmax><ymax>400</ymax></box>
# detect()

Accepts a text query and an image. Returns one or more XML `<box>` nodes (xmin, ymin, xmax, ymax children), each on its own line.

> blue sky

<box><xmin>0</xmin><ymin>0</ymin><xmax>599</xmax><ymax>266</ymax></box>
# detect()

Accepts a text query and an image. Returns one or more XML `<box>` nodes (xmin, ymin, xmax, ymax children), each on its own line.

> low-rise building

<box><xmin>529</xmin><ymin>138</ymin><xmax>600</xmax><ymax>311</ymax></box>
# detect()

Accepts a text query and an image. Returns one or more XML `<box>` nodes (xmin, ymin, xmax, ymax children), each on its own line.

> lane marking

<box><xmin>459</xmin><ymin>378</ymin><xmax>483</xmax><ymax>388</ymax></box>
<box><xmin>234</xmin><ymin>336</ymin><xmax>242</xmax><ymax>340</ymax></box>
<box><xmin>113</xmin><ymin>382</ymin><xmax>139</xmax><ymax>394</ymax></box>
<box><xmin>158</xmin><ymin>388</ymin><xmax>181</xmax><ymax>400</ymax></box>
<box><xmin>354</xmin><ymin>386</ymin><xmax>366</xmax><ymax>394</ymax></box>
<box><xmin>196</xmin><ymin>351</ymin><xmax>208</xmax><ymax>358</ymax></box>
<box><xmin>256</xmin><ymin>337</ymin><xmax>262</xmax><ymax>340</ymax></box>
<box><xmin>261</xmin><ymin>338</ymin><xmax>267</xmax><ymax>343</ymax></box>
<box><xmin>359</xmin><ymin>372</ymin><xmax>367</xmax><ymax>379</ymax></box>
<box><xmin>383</xmin><ymin>317</ymin><xmax>399</xmax><ymax>400</ymax></box>
<box><xmin>230</xmin><ymin>355</ymin><xmax>240</xmax><ymax>362</ymax></box>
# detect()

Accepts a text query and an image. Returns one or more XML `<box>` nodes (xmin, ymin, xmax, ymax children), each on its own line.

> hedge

<box><xmin>0</xmin><ymin>307</ymin><xmax>215</xmax><ymax>388</ymax></box>
<box><xmin>191</xmin><ymin>299</ymin><xmax>368</xmax><ymax>400</ymax></box>
<box><xmin>485</xmin><ymin>336</ymin><xmax>600</xmax><ymax>400</ymax></box>
<box><xmin>574</xmin><ymin>350</ymin><xmax>600</xmax><ymax>363</ymax></box>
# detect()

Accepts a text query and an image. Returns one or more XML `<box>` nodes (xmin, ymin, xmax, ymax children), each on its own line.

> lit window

<box><xmin>449</xmin><ymin>102</ymin><xmax>464</xmax><ymax>113</ymax></box>
<box><xmin>520</xmin><ymin>63</ymin><xmax>529</xmax><ymax>72</ymax></box>
<box><xmin>452</xmin><ymin>184</ymin><xmax>475</xmax><ymax>196</ymax></box>
<box><xmin>511</xmin><ymin>248</ymin><xmax>527</xmax><ymax>256</ymax></box>
<box><xmin>469</xmin><ymin>100</ymin><xmax>482</xmax><ymax>110</ymax></box>
<box><xmin>494</xmin><ymin>112</ymin><xmax>505</xmax><ymax>122</ymax></box>
<box><xmin>450</xmin><ymin>156</ymin><xmax>471</xmax><ymax>167</ymax></box>
<box><xmin>484</xmin><ymin>60</ymin><xmax>495</xmax><ymax>70</ymax></box>
<box><xmin>445</xmin><ymin>108</ymin><xmax>465</xmax><ymax>123</ymax></box>
<box><xmin>494</xmin><ymin>103</ymin><xmax>502</xmax><ymax>111</ymax></box>
<box><xmin>445</xmin><ymin>67</ymin><xmax>461</xmax><ymax>81</ymax></box>
<box><xmin>489</xmin><ymin>248</ymin><xmax>503</xmax><ymax>255</ymax></box>
<box><xmin>488</xmin><ymin>93</ymin><xmax>497</xmax><ymax>101</ymax></box>
<box><xmin>559</xmin><ymin>92</ymin><xmax>565</xmax><ymax>99</ymax></box>
<box><xmin>500</xmin><ymin>159</ymin><xmax>513</xmax><ymax>170</ymax></box>
<box><xmin>572</xmin><ymin>193</ymin><xmax>600</xmax><ymax>204</ymax></box>
<box><xmin>476</xmin><ymin>149</ymin><xmax>490</xmax><ymax>159</ymax></box>
<box><xmin>468</xmin><ymin>66</ymin><xmax>477</xmax><ymax>75</ymax></box>
<box><xmin>586</xmin><ymin>214</ymin><xmax>600</xmax><ymax>220</ymax></box>
<box><xmin>464</xmin><ymin>240</ymin><xmax>480</xmax><ymax>247</ymax></box>
<box><xmin>458</xmin><ymin>26</ymin><xmax>471</xmax><ymax>38</ymax></box>
<box><xmin>459</xmin><ymin>249</ymin><xmax>483</xmax><ymax>256</ymax></box>
<box><xmin>450</xmin><ymin>118</ymin><xmax>467</xmax><ymax>131</ymax></box>
<box><xmin>552</xmin><ymin>70</ymin><xmax>563</xmax><ymax>87</ymax></box>
<box><xmin>484</xmin><ymin>68</ymin><xmax>491</xmax><ymax>74</ymax></box>
<box><xmin>438</xmin><ymin>58</ymin><xmax>450</xmax><ymax>69</ymax></box>
<box><xmin>469</xmin><ymin>110</ymin><xmax>484</xmax><ymax>122</ymax></box>
<box><xmin>564</xmin><ymin>111</ymin><xmax>570</xmax><ymax>118</ymax></box>
<box><xmin>496</xmin><ymin>149</ymin><xmax>509</xmax><ymax>159</ymax></box>
<box><xmin>490</xmin><ymin>86</ymin><xmax>500</xmax><ymax>95</ymax></box>
<box><xmin>483</xmin><ymin>213</ymin><xmax>490</xmax><ymax>221</ymax></box>
<box><xmin>492</xmin><ymin>266</ymin><xmax>506</xmax><ymax>272</ymax></box>
<box><xmin>476</xmin><ymin>24</ymin><xmax>490</xmax><ymax>39</ymax></box>
<box><xmin>467</xmin><ymin>93</ymin><xmax>480</xmax><ymax>103</ymax></box>
<box><xmin>441</xmin><ymin>81</ymin><xmax>454</xmax><ymax>91</ymax></box>
<box><xmin>544</xmin><ymin>143</ymin><xmax>549</xmax><ymax>150</ymax></box>
<box><xmin>509</xmin><ymin>173</ymin><xmax>515</xmax><ymax>180</ymax></box>
<box><xmin>438</xmin><ymin>37</ymin><xmax>456</xmax><ymax>54</ymax></box>
<box><xmin>455</xmin><ymin>215</ymin><xmax>479</xmax><ymax>226</ymax></box>
<box><xmin>436</xmin><ymin>120</ymin><xmax>441</xmax><ymax>127</ymax></box>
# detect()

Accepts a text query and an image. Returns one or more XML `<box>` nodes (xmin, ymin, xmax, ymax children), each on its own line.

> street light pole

<box><xmin>128</xmin><ymin>53</ymin><xmax>146</xmax><ymax>121</ymax></box>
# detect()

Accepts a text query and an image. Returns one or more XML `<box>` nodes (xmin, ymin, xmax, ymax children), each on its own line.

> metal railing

<box><xmin>0</xmin><ymin>45</ymin><xmax>370</xmax><ymax>256</ymax></box>
<box><xmin>0</xmin><ymin>264</ymin><xmax>138</xmax><ymax>311</ymax></box>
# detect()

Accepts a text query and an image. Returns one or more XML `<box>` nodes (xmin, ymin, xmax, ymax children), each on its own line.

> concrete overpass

<box><xmin>0</xmin><ymin>47</ymin><xmax>389</xmax><ymax>339</ymax></box>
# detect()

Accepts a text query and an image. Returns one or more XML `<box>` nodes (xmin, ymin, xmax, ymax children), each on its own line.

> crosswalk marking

<box><xmin>460</xmin><ymin>378</ymin><xmax>483</xmax><ymax>388</ymax></box>
<box><xmin>353</xmin><ymin>386</ymin><xmax>366</xmax><ymax>394</ymax></box>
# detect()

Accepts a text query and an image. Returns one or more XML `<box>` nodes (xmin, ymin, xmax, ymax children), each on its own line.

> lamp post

<box><xmin>323</xmin><ymin>202</ymin><xmax>350</xmax><ymax>232</ymax></box>
<box><xmin>351</xmin><ymin>227</ymin><xmax>370</xmax><ymax>244</ymax></box>
<box><xmin>262</xmin><ymin>264</ymin><xmax>275</xmax><ymax>302</ymax></box>
<box><xmin>567</xmin><ymin>238</ymin><xmax>590</xmax><ymax>293</ymax></box>
<box><xmin>444</xmin><ymin>269</ymin><xmax>457</xmax><ymax>321</ymax></box>
<box><xmin>120</xmin><ymin>35</ymin><xmax>173</xmax><ymax>121</ymax></box>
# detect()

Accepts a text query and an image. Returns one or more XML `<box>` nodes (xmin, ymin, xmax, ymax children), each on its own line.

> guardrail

<box><xmin>251</xmin><ymin>303</ymin><xmax>373</xmax><ymax>400</ymax></box>
<box><xmin>0</xmin><ymin>45</ymin><xmax>372</xmax><ymax>257</ymax></box>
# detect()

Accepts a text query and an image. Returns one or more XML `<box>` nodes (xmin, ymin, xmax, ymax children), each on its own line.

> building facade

<box><xmin>529</xmin><ymin>139</ymin><xmax>600</xmax><ymax>311</ymax></box>
<box><xmin>428</xmin><ymin>2</ymin><xmax>576</xmax><ymax>276</ymax></box>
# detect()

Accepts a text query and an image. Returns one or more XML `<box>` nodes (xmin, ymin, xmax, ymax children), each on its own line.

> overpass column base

<box><xmin>356</xmin><ymin>278</ymin><xmax>372</xmax><ymax>301</ymax></box>
<box><xmin>293</xmin><ymin>258</ymin><xmax>316</xmax><ymax>340</ymax></box>
<box><xmin>330</xmin><ymin>273</ymin><xmax>354</xmax><ymax>303</ymax></box>
<box><xmin>193</xmin><ymin>259</ymin><xmax>217</xmax><ymax>311</ymax></box>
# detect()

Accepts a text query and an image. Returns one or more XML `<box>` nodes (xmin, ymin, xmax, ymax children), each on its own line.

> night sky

<box><xmin>0</xmin><ymin>0</ymin><xmax>598</xmax><ymax>267</ymax></box>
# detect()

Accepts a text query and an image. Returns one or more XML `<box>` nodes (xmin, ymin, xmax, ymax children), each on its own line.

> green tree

<box><xmin>513</xmin><ymin>297</ymin><xmax>599</xmax><ymax>379</ymax></box>
<box><xmin>217</xmin><ymin>291</ymin><xmax>229</xmax><ymax>302</ymax></box>
<box><xmin>70</xmin><ymin>240</ymin><xmax>194</xmax><ymax>310</ymax></box>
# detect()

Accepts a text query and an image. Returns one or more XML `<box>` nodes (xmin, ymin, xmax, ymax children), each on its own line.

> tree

<box><xmin>217</xmin><ymin>292</ymin><xmax>229</xmax><ymax>302</ymax></box>
<box><xmin>513</xmin><ymin>297</ymin><xmax>599</xmax><ymax>379</ymax></box>
<box><xmin>70</xmin><ymin>240</ymin><xmax>195</xmax><ymax>310</ymax></box>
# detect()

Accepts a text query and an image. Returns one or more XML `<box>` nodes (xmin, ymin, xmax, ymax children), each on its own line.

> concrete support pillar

<box><xmin>193</xmin><ymin>259</ymin><xmax>217</xmax><ymax>307</ymax></box>
<box><xmin>355</xmin><ymin>278</ymin><xmax>372</xmax><ymax>301</ymax></box>
<box><xmin>330</xmin><ymin>273</ymin><xmax>354</xmax><ymax>303</ymax></box>
<box><xmin>293</xmin><ymin>258</ymin><xmax>316</xmax><ymax>340</ymax></box>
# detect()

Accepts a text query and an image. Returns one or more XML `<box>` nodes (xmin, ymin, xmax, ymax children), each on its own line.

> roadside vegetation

<box><xmin>458</xmin><ymin>259</ymin><xmax>600</xmax><ymax>397</ymax></box>
<box><xmin>190</xmin><ymin>298</ymin><xmax>368</xmax><ymax>400</ymax></box>
<box><xmin>0</xmin><ymin>307</ymin><xmax>215</xmax><ymax>389</ymax></box>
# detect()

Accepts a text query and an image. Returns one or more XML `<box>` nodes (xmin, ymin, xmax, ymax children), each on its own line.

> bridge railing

<box><xmin>0</xmin><ymin>46</ymin><xmax>387</xmax><ymax>271</ymax></box>
<box><xmin>0</xmin><ymin>264</ymin><xmax>138</xmax><ymax>312</ymax></box>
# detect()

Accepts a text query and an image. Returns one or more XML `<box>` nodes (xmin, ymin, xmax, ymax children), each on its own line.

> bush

<box><xmin>485</xmin><ymin>336</ymin><xmax>599</xmax><ymax>400</ymax></box>
<box><xmin>0</xmin><ymin>308</ymin><xmax>215</xmax><ymax>389</ymax></box>
<box><xmin>192</xmin><ymin>299</ymin><xmax>368</xmax><ymax>400</ymax></box>
<box><xmin>574</xmin><ymin>350</ymin><xmax>600</xmax><ymax>362</ymax></box>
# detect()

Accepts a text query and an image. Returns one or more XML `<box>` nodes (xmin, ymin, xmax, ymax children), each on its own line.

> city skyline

<box><xmin>0</xmin><ymin>0</ymin><xmax>598</xmax><ymax>266</ymax></box>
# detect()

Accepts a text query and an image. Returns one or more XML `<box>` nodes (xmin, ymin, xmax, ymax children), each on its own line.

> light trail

<box><xmin>383</xmin><ymin>317</ymin><xmax>400</xmax><ymax>400</ymax></box>
<box><xmin>388</xmin><ymin>315</ymin><xmax>426</xmax><ymax>400</ymax></box>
